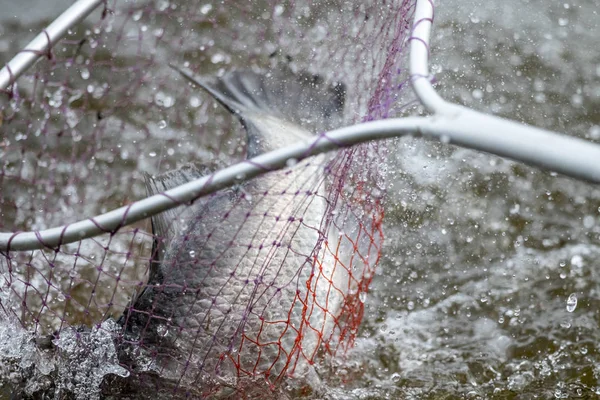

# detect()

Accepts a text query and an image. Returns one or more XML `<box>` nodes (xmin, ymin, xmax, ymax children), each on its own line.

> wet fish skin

<box><xmin>119</xmin><ymin>65</ymin><xmax>348</xmax><ymax>390</ymax></box>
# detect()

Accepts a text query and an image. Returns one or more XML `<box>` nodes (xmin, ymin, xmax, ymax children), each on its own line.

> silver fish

<box><xmin>119</xmin><ymin>65</ymin><xmax>348</xmax><ymax>394</ymax></box>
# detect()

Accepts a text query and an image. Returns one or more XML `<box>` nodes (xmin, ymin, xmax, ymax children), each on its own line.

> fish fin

<box><xmin>118</xmin><ymin>163</ymin><xmax>213</xmax><ymax>327</ymax></box>
<box><xmin>172</xmin><ymin>64</ymin><xmax>346</xmax><ymax>157</ymax></box>
<box><xmin>143</xmin><ymin>163</ymin><xmax>212</xmax><ymax>284</ymax></box>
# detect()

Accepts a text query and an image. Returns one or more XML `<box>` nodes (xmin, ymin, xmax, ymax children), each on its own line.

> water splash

<box><xmin>0</xmin><ymin>299</ymin><xmax>127</xmax><ymax>399</ymax></box>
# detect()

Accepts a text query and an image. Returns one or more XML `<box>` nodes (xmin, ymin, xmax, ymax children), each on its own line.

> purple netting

<box><xmin>0</xmin><ymin>0</ymin><xmax>415</xmax><ymax>398</ymax></box>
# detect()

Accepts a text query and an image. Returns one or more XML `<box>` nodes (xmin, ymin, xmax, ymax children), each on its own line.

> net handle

<box><xmin>408</xmin><ymin>0</ymin><xmax>600</xmax><ymax>180</ymax></box>
<box><xmin>1</xmin><ymin>0</ymin><xmax>599</xmax><ymax>252</ymax></box>
<box><xmin>0</xmin><ymin>0</ymin><xmax>105</xmax><ymax>91</ymax></box>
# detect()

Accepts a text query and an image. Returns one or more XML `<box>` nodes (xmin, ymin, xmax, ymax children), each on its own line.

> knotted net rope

<box><xmin>0</xmin><ymin>0</ymin><xmax>415</xmax><ymax>398</ymax></box>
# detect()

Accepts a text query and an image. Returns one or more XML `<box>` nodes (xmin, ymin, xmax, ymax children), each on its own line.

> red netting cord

<box><xmin>0</xmin><ymin>0</ymin><xmax>414</xmax><ymax>398</ymax></box>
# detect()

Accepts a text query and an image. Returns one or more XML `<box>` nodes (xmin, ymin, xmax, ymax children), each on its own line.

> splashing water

<box><xmin>2</xmin><ymin>0</ymin><xmax>600</xmax><ymax>399</ymax></box>
<box><xmin>0</xmin><ymin>0</ymin><xmax>413</xmax><ymax>398</ymax></box>
<box><xmin>0</xmin><ymin>292</ymin><xmax>127</xmax><ymax>399</ymax></box>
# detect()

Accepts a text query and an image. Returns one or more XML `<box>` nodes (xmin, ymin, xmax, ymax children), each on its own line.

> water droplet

<box><xmin>132</xmin><ymin>10</ymin><xmax>143</xmax><ymax>21</ymax></box>
<box><xmin>155</xmin><ymin>91</ymin><xmax>174</xmax><ymax>108</ymax></box>
<box><xmin>211</xmin><ymin>53</ymin><xmax>226</xmax><ymax>64</ymax></box>
<box><xmin>273</xmin><ymin>5</ymin><xmax>285</xmax><ymax>16</ymax></box>
<box><xmin>157</xmin><ymin>0</ymin><xmax>169</xmax><ymax>11</ymax></box>
<box><xmin>158</xmin><ymin>120</ymin><xmax>167</xmax><ymax>129</ymax></box>
<box><xmin>571</xmin><ymin>255</ymin><xmax>584</xmax><ymax>269</ymax></box>
<box><xmin>200</xmin><ymin>4</ymin><xmax>213</xmax><ymax>14</ymax></box>
<box><xmin>80</xmin><ymin>68</ymin><xmax>90</xmax><ymax>80</ymax></box>
<box><xmin>156</xmin><ymin>324</ymin><xmax>169</xmax><ymax>337</ymax></box>
<box><xmin>566</xmin><ymin>293</ymin><xmax>577</xmax><ymax>312</ymax></box>
<box><xmin>583</xmin><ymin>215</ymin><xmax>596</xmax><ymax>228</ymax></box>
<box><xmin>189</xmin><ymin>96</ymin><xmax>201</xmax><ymax>108</ymax></box>
<box><xmin>472</xmin><ymin>88</ymin><xmax>483</xmax><ymax>100</ymax></box>
<box><xmin>358</xmin><ymin>292</ymin><xmax>367</xmax><ymax>303</ymax></box>
<box><xmin>189</xmin><ymin>250</ymin><xmax>196</xmax><ymax>258</ymax></box>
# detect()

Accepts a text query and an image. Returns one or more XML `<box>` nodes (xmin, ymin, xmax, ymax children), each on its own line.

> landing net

<box><xmin>0</xmin><ymin>0</ymin><xmax>415</xmax><ymax>398</ymax></box>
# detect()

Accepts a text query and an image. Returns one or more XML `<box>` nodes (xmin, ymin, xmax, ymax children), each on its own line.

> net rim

<box><xmin>1</xmin><ymin>0</ymin><xmax>600</xmax><ymax>253</ymax></box>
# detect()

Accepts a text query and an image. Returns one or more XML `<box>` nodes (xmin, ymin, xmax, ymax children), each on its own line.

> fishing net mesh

<box><xmin>0</xmin><ymin>0</ymin><xmax>415</xmax><ymax>397</ymax></box>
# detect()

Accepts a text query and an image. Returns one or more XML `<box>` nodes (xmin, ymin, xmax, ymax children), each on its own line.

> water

<box><xmin>354</xmin><ymin>0</ymin><xmax>600</xmax><ymax>397</ymax></box>
<box><xmin>1</xmin><ymin>0</ymin><xmax>600</xmax><ymax>398</ymax></box>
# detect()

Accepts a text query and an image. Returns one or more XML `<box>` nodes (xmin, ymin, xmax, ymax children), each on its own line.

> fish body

<box><xmin>119</xmin><ymin>65</ymin><xmax>348</xmax><ymax>391</ymax></box>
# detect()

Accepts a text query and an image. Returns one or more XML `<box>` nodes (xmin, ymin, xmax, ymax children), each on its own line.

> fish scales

<box><xmin>120</xmin><ymin>65</ymin><xmax>350</xmax><ymax>389</ymax></box>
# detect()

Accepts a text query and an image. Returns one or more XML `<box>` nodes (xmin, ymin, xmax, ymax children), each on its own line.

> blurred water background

<box><xmin>1</xmin><ymin>0</ymin><xmax>600</xmax><ymax>398</ymax></box>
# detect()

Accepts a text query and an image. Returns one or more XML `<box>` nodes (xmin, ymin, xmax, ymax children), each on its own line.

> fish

<box><xmin>117</xmin><ymin>64</ymin><xmax>349</xmax><ymax>396</ymax></box>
